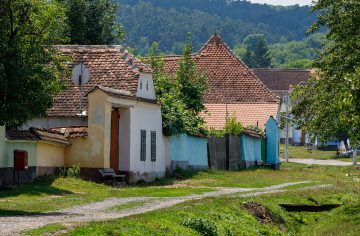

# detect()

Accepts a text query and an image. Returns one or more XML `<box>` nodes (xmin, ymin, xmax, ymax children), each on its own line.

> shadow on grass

<box><xmin>0</xmin><ymin>177</ymin><xmax>73</xmax><ymax>199</ymax></box>
<box><xmin>0</xmin><ymin>209</ymin><xmax>73</xmax><ymax>217</ymax></box>
<box><xmin>138</xmin><ymin>168</ymin><xmax>201</xmax><ymax>187</ymax></box>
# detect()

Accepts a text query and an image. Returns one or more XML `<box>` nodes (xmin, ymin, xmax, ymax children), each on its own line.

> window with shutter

<box><xmin>151</xmin><ymin>131</ymin><xmax>156</xmax><ymax>161</ymax></box>
<box><xmin>140</xmin><ymin>130</ymin><xmax>146</xmax><ymax>161</ymax></box>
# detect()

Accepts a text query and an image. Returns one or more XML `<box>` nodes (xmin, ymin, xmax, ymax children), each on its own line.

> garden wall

<box><xmin>169</xmin><ymin>134</ymin><xmax>208</xmax><ymax>170</ymax></box>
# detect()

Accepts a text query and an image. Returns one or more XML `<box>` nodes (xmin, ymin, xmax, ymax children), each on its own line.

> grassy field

<box><xmin>1</xmin><ymin>163</ymin><xmax>357</xmax><ymax>216</ymax></box>
<box><xmin>280</xmin><ymin>144</ymin><xmax>358</xmax><ymax>162</ymax></box>
<box><xmin>11</xmin><ymin>163</ymin><xmax>360</xmax><ymax>235</ymax></box>
<box><xmin>0</xmin><ymin>177</ymin><xmax>211</xmax><ymax>216</ymax></box>
<box><xmin>66</xmin><ymin>180</ymin><xmax>360</xmax><ymax>236</ymax></box>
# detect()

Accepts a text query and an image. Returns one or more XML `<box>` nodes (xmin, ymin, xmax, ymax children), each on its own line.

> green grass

<box><xmin>22</xmin><ymin>223</ymin><xmax>66</xmax><ymax>236</ymax></box>
<box><xmin>178</xmin><ymin>163</ymin><xmax>354</xmax><ymax>188</ymax></box>
<box><xmin>280</xmin><ymin>144</ymin><xmax>359</xmax><ymax>162</ymax></box>
<box><xmin>66</xmin><ymin>176</ymin><xmax>360</xmax><ymax>236</ymax></box>
<box><xmin>107</xmin><ymin>200</ymin><xmax>149</xmax><ymax>212</ymax></box>
<box><xmin>0</xmin><ymin>177</ymin><xmax>211</xmax><ymax>216</ymax></box>
<box><xmin>1</xmin><ymin>163</ymin><xmax>356</xmax><ymax>216</ymax></box>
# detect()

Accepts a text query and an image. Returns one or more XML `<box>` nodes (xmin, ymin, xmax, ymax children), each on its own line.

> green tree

<box><xmin>0</xmin><ymin>0</ymin><xmax>69</xmax><ymax>128</ymax></box>
<box><xmin>242</xmin><ymin>34</ymin><xmax>271</xmax><ymax>68</ymax></box>
<box><xmin>60</xmin><ymin>0</ymin><xmax>125</xmax><ymax>44</ymax></box>
<box><xmin>292</xmin><ymin>0</ymin><xmax>360</xmax><ymax>146</ymax></box>
<box><xmin>176</xmin><ymin>34</ymin><xmax>207</xmax><ymax>113</ymax></box>
<box><xmin>145</xmin><ymin>39</ymin><xmax>207</xmax><ymax>136</ymax></box>
<box><xmin>291</xmin><ymin>77</ymin><xmax>351</xmax><ymax>149</ymax></box>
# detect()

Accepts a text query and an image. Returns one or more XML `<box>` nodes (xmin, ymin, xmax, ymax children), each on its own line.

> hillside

<box><xmin>117</xmin><ymin>0</ymin><xmax>319</xmax><ymax>55</ymax></box>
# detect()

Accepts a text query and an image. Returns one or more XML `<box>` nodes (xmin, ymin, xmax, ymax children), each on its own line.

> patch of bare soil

<box><xmin>243</xmin><ymin>202</ymin><xmax>273</xmax><ymax>224</ymax></box>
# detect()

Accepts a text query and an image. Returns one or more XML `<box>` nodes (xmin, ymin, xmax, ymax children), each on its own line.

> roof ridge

<box><xmin>252</xmin><ymin>68</ymin><xmax>312</xmax><ymax>72</ymax></box>
<box><xmin>198</xmin><ymin>33</ymin><xmax>279</xmax><ymax>102</ymax></box>
<box><xmin>53</xmin><ymin>45</ymin><xmax>124</xmax><ymax>49</ymax></box>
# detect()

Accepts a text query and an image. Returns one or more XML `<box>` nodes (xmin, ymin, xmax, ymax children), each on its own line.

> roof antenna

<box><xmin>72</xmin><ymin>63</ymin><xmax>90</xmax><ymax>116</ymax></box>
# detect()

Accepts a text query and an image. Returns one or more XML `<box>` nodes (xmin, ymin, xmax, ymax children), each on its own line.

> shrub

<box><xmin>224</xmin><ymin>115</ymin><xmax>244</xmax><ymax>136</ymax></box>
<box><xmin>181</xmin><ymin>217</ymin><xmax>218</xmax><ymax>236</ymax></box>
<box><xmin>67</xmin><ymin>163</ymin><xmax>81</xmax><ymax>178</ymax></box>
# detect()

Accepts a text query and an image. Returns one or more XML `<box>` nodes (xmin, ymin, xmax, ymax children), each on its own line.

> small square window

<box><xmin>140</xmin><ymin>130</ymin><xmax>146</xmax><ymax>161</ymax></box>
<box><xmin>151</xmin><ymin>131</ymin><xmax>156</xmax><ymax>161</ymax></box>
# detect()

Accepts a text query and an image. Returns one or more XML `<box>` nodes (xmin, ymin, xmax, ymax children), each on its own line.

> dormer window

<box><xmin>136</xmin><ymin>72</ymin><xmax>156</xmax><ymax>100</ymax></box>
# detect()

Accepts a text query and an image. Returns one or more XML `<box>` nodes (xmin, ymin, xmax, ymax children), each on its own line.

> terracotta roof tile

<box><xmin>48</xmin><ymin>45</ymin><xmax>152</xmax><ymax>117</ymax></box>
<box><xmin>6</xmin><ymin>128</ymin><xmax>70</xmax><ymax>145</ymax></box>
<box><xmin>30</xmin><ymin>127</ymin><xmax>71</xmax><ymax>145</ymax></box>
<box><xmin>51</xmin><ymin>126</ymin><xmax>88</xmax><ymax>138</ymax></box>
<box><xmin>163</xmin><ymin>34</ymin><xmax>279</xmax><ymax>104</ymax></box>
<box><xmin>6</xmin><ymin>130</ymin><xmax>39</xmax><ymax>141</ymax></box>
<box><xmin>201</xmin><ymin>103</ymin><xmax>279</xmax><ymax>129</ymax></box>
<box><xmin>163</xmin><ymin>34</ymin><xmax>280</xmax><ymax>129</ymax></box>
<box><xmin>252</xmin><ymin>68</ymin><xmax>311</xmax><ymax>97</ymax></box>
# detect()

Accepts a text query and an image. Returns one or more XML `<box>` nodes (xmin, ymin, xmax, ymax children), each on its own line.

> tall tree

<box><xmin>60</xmin><ymin>0</ymin><xmax>125</xmax><ymax>44</ymax></box>
<box><xmin>0</xmin><ymin>0</ymin><xmax>69</xmax><ymax>128</ymax></box>
<box><xmin>176</xmin><ymin>34</ymin><xmax>207</xmax><ymax>114</ymax></box>
<box><xmin>242</xmin><ymin>34</ymin><xmax>271</xmax><ymax>68</ymax></box>
<box><xmin>291</xmin><ymin>0</ymin><xmax>360</xmax><ymax>145</ymax></box>
<box><xmin>145</xmin><ymin>38</ymin><xmax>207</xmax><ymax>136</ymax></box>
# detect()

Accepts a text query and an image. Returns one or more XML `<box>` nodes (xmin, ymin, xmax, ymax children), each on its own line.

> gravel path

<box><xmin>0</xmin><ymin>181</ymin><xmax>326</xmax><ymax>235</ymax></box>
<box><xmin>283</xmin><ymin>158</ymin><xmax>357</xmax><ymax>166</ymax></box>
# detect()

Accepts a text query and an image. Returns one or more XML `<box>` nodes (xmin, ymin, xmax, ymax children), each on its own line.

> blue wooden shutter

<box><xmin>151</xmin><ymin>131</ymin><xmax>156</xmax><ymax>161</ymax></box>
<box><xmin>140</xmin><ymin>130</ymin><xmax>146</xmax><ymax>161</ymax></box>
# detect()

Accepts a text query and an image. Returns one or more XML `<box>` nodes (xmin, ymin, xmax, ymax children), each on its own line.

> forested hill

<box><xmin>117</xmin><ymin>0</ymin><xmax>318</xmax><ymax>55</ymax></box>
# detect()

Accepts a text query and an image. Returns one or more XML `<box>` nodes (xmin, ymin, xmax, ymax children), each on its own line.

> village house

<box><xmin>252</xmin><ymin>68</ymin><xmax>311</xmax><ymax>145</ymax></box>
<box><xmin>0</xmin><ymin>45</ymin><xmax>168</xmax><ymax>185</ymax></box>
<box><xmin>163</xmin><ymin>34</ymin><xmax>280</xmax><ymax>130</ymax></box>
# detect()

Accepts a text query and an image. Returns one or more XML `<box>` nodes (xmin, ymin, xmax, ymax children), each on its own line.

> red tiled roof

<box><xmin>163</xmin><ymin>34</ymin><xmax>279</xmax><ymax>129</ymax></box>
<box><xmin>163</xmin><ymin>34</ymin><xmax>279</xmax><ymax>104</ymax></box>
<box><xmin>87</xmin><ymin>85</ymin><xmax>158</xmax><ymax>104</ymax></box>
<box><xmin>252</xmin><ymin>68</ymin><xmax>311</xmax><ymax>97</ymax></box>
<box><xmin>201</xmin><ymin>103</ymin><xmax>279</xmax><ymax>129</ymax></box>
<box><xmin>48</xmin><ymin>45</ymin><xmax>152</xmax><ymax>117</ymax></box>
<box><xmin>6</xmin><ymin>128</ymin><xmax>70</xmax><ymax>145</ymax></box>
<box><xmin>51</xmin><ymin>126</ymin><xmax>88</xmax><ymax>138</ymax></box>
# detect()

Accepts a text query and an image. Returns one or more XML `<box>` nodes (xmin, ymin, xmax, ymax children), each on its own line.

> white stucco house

<box><xmin>23</xmin><ymin>45</ymin><xmax>169</xmax><ymax>183</ymax></box>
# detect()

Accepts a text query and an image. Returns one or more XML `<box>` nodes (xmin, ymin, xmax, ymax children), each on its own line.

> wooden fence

<box><xmin>208</xmin><ymin>135</ymin><xmax>242</xmax><ymax>171</ymax></box>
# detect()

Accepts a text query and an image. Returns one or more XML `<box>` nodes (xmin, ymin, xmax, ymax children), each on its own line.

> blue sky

<box><xmin>249</xmin><ymin>0</ymin><xmax>314</xmax><ymax>6</ymax></box>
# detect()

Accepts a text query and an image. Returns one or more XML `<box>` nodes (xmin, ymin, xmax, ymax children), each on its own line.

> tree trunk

<box><xmin>343</xmin><ymin>138</ymin><xmax>349</xmax><ymax>151</ymax></box>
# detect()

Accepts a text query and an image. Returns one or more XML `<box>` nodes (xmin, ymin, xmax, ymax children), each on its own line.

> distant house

<box><xmin>252</xmin><ymin>68</ymin><xmax>311</xmax><ymax>145</ymax></box>
<box><xmin>6</xmin><ymin>45</ymin><xmax>168</xmax><ymax>184</ymax></box>
<box><xmin>163</xmin><ymin>34</ymin><xmax>280</xmax><ymax>129</ymax></box>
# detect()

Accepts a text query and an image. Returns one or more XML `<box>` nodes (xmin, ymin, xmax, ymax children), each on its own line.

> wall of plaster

<box><xmin>169</xmin><ymin>134</ymin><xmax>208</xmax><ymax>168</ymax></box>
<box><xmin>241</xmin><ymin>135</ymin><xmax>262</xmax><ymax>162</ymax></box>
<box><xmin>136</xmin><ymin>72</ymin><xmax>156</xmax><ymax>100</ymax></box>
<box><xmin>3</xmin><ymin>141</ymin><xmax>37</xmax><ymax>167</ymax></box>
<box><xmin>118</xmin><ymin>108</ymin><xmax>131</xmax><ymax>171</ymax></box>
<box><xmin>64</xmin><ymin>90</ymin><xmax>111</xmax><ymax>168</ymax></box>
<box><xmin>37</xmin><ymin>142</ymin><xmax>64</xmax><ymax>167</ymax></box>
<box><xmin>266</xmin><ymin>117</ymin><xmax>280</xmax><ymax>166</ymax></box>
<box><xmin>22</xmin><ymin>117</ymin><xmax>87</xmax><ymax>129</ymax></box>
<box><xmin>129</xmin><ymin>102</ymin><xmax>165</xmax><ymax>182</ymax></box>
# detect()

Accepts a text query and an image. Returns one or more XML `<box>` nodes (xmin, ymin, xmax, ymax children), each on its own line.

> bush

<box><xmin>224</xmin><ymin>115</ymin><xmax>244</xmax><ymax>136</ymax></box>
<box><xmin>56</xmin><ymin>164</ymin><xmax>81</xmax><ymax>178</ymax></box>
<box><xmin>67</xmin><ymin>163</ymin><xmax>81</xmax><ymax>178</ymax></box>
<box><xmin>181</xmin><ymin>217</ymin><xmax>218</xmax><ymax>236</ymax></box>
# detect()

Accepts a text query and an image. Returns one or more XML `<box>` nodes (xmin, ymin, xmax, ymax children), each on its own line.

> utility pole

<box><xmin>285</xmin><ymin>93</ymin><xmax>289</xmax><ymax>163</ymax></box>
